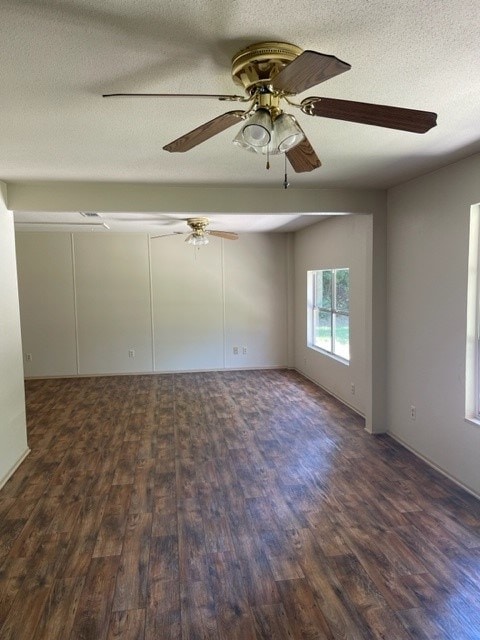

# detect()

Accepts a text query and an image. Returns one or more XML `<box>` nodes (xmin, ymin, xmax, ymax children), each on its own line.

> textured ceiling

<box><xmin>2</xmin><ymin>0</ymin><xmax>480</xmax><ymax>196</ymax></box>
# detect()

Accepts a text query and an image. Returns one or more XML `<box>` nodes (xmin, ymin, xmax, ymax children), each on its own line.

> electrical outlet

<box><xmin>233</xmin><ymin>346</ymin><xmax>239</xmax><ymax>355</ymax></box>
<box><xmin>242</xmin><ymin>346</ymin><xmax>247</xmax><ymax>355</ymax></box>
<box><xmin>351</xmin><ymin>383</ymin><xmax>355</xmax><ymax>395</ymax></box>
<box><xmin>128</xmin><ymin>349</ymin><xmax>135</xmax><ymax>358</ymax></box>
<box><xmin>410</xmin><ymin>405</ymin><xmax>416</xmax><ymax>420</ymax></box>
<box><xmin>25</xmin><ymin>353</ymin><xmax>32</xmax><ymax>362</ymax></box>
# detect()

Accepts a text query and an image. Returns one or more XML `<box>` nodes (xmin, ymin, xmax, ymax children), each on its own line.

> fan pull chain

<box><xmin>266</xmin><ymin>147</ymin><xmax>270</xmax><ymax>170</ymax></box>
<box><xmin>283</xmin><ymin>155</ymin><xmax>289</xmax><ymax>189</ymax></box>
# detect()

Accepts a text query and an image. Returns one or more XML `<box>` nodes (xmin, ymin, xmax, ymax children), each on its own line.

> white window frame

<box><xmin>465</xmin><ymin>204</ymin><xmax>480</xmax><ymax>425</ymax></box>
<box><xmin>307</xmin><ymin>268</ymin><xmax>350</xmax><ymax>363</ymax></box>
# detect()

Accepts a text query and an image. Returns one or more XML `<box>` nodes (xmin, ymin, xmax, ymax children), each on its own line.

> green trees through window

<box><xmin>309</xmin><ymin>268</ymin><xmax>350</xmax><ymax>362</ymax></box>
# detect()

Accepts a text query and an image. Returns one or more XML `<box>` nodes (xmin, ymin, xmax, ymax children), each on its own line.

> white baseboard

<box><xmin>387</xmin><ymin>432</ymin><xmax>480</xmax><ymax>501</ymax></box>
<box><xmin>24</xmin><ymin>365</ymin><xmax>288</xmax><ymax>380</ymax></box>
<box><xmin>0</xmin><ymin>447</ymin><xmax>30</xmax><ymax>490</ymax></box>
<box><xmin>294</xmin><ymin>371</ymin><xmax>480</xmax><ymax>500</ymax></box>
<box><xmin>293</xmin><ymin>368</ymin><xmax>365</xmax><ymax>419</ymax></box>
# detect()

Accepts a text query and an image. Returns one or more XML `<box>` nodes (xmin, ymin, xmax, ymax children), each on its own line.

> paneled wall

<box><xmin>74</xmin><ymin>234</ymin><xmax>153</xmax><ymax>374</ymax></box>
<box><xmin>151</xmin><ymin>235</ymin><xmax>224</xmax><ymax>371</ymax></box>
<box><xmin>15</xmin><ymin>232</ymin><xmax>288</xmax><ymax>377</ymax></box>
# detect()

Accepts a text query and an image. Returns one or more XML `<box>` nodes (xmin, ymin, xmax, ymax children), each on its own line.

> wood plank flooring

<box><xmin>1</xmin><ymin>369</ymin><xmax>480</xmax><ymax>639</ymax></box>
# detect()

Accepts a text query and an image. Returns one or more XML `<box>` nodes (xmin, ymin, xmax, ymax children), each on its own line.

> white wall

<box><xmin>387</xmin><ymin>152</ymin><xmax>480</xmax><ymax>496</ymax></box>
<box><xmin>0</xmin><ymin>183</ymin><xmax>29</xmax><ymax>488</ymax></box>
<box><xmin>15</xmin><ymin>231</ymin><xmax>289</xmax><ymax>376</ymax></box>
<box><xmin>16</xmin><ymin>233</ymin><xmax>77</xmax><ymax>376</ymax></box>
<box><xmin>224</xmin><ymin>234</ymin><xmax>288</xmax><ymax>368</ymax></box>
<box><xmin>74</xmin><ymin>234</ymin><xmax>153</xmax><ymax>374</ymax></box>
<box><xmin>294</xmin><ymin>215</ymin><xmax>371</xmax><ymax>416</ymax></box>
<box><xmin>151</xmin><ymin>236</ymin><xmax>224</xmax><ymax>371</ymax></box>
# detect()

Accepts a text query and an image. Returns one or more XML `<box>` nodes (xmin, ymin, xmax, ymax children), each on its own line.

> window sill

<box><xmin>307</xmin><ymin>344</ymin><xmax>350</xmax><ymax>366</ymax></box>
<box><xmin>465</xmin><ymin>416</ymin><xmax>480</xmax><ymax>428</ymax></box>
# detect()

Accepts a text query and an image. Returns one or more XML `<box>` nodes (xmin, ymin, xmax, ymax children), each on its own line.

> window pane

<box><xmin>333</xmin><ymin>313</ymin><xmax>350</xmax><ymax>360</ymax></box>
<box><xmin>335</xmin><ymin>269</ymin><xmax>349</xmax><ymax>312</ymax></box>
<box><xmin>314</xmin><ymin>310</ymin><xmax>332</xmax><ymax>352</ymax></box>
<box><xmin>316</xmin><ymin>270</ymin><xmax>332</xmax><ymax>309</ymax></box>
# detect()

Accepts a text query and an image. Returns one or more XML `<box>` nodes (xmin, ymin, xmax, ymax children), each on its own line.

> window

<box><xmin>308</xmin><ymin>268</ymin><xmax>350</xmax><ymax>362</ymax></box>
<box><xmin>465</xmin><ymin>204</ymin><xmax>480</xmax><ymax>424</ymax></box>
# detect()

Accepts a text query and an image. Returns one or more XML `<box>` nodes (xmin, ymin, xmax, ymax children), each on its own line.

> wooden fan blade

<box><xmin>209</xmin><ymin>230</ymin><xmax>239</xmax><ymax>240</ymax></box>
<box><xmin>163</xmin><ymin>111</ymin><xmax>245</xmax><ymax>152</ymax></box>
<box><xmin>286</xmin><ymin>136</ymin><xmax>321</xmax><ymax>173</ymax></box>
<box><xmin>103</xmin><ymin>93</ymin><xmax>246</xmax><ymax>102</ymax></box>
<box><xmin>271</xmin><ymin>51</ymin><xmax>351</xmax><ymax>95</ymax></box>
<box><xmin>303</xmin><ymin>97</ymin><xmax>437</xmax><ymax>133</ymax></box>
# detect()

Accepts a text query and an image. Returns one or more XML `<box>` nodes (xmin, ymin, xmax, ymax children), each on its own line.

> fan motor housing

<box><xmin>187</xmin><ymin>217</ymin><xmax>209</xmax><ymax>233</ymax></box>
<box><xmin>231</xmin><ymin>41</ymin><xmax>303</xmax><ymax>93</ymax></box>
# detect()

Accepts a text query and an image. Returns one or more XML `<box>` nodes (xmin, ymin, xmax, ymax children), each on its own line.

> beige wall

<box><xmin>151</xmin><ymin>234</ymin><xmax>224</xmax><ymax>371</ymax></box>
<box><xmin>16</xmin><ymin>231</ymin><xmax>289</xmax><ymax>375</ymax></box>
<box><xmin>224</xmin><ymin>234</ymin><xmax>288</xmax><ymax>369</ymax></box>
<box><xmin>74</xmin><ymin>234</ymin><xmax>153</xmax><ymax>374</ymax></box>
<box><xmin>15</xmin><ymin>233</ymin><xmax>77</xmax><ymax>376</ymax></box>
<box><xmin>294</xmin><ymin>215</ymin><xmax>371</xmax><ymax>417</ymax></box>
<box><xmin>387</xmin><ymin>152</ymin><xmax>480</xmax><ymax>496</ymax></box>
<box><xmin>0</xmin><ymin>182</ymin><xmax>28</xmax><ymax>488</ymax></box>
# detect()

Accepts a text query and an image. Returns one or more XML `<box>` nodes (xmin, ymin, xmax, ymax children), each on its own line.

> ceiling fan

<box><xmin>13</xmin><ymin>214</ymin><xmax>238</xmax><ymax>242</ymax></box>
<box><xmin>103</xmin><ymin>41</ymin><xmax>437</xmax><ymax>173</ymax></box>
<box><xmin>152</xmin><ymin>217</ymin><xmax>238</xmax><ymax>245</ymax></box>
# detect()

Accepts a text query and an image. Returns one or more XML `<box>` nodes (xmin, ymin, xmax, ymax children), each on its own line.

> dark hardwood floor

<box><xmin>1</xmin><ymin>369</ymin><xmax>480</xmax><ymax>639</ymax></box>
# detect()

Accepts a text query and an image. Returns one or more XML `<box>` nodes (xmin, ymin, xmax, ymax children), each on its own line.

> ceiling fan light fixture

<box><xmin>232</xmin><ymin>129</ymin><xmax>259</xmax><ymax>152</ymax></box>
<box><xmin>186</xmin><ymin>233</ymin><xmax>209</xmax><ymax>246</ymax></box>
<box><xmin>234</xmin><ymin>108</ymin><xmax>305</xmax><ymax>158</ymax></box>
<box><xmin>241</xmin><ymin>108</ymin><xmax>272</xmax><ymax>147</ymax></box>
<box><xmin>258</xmin><ymin>125</ymin><xmax>281</xmax><ymax>156</ymax></box>
<box><xmin>274</xmin><ymin>113</ymin><xmax>305</xmax><ymax>152</ymax></box>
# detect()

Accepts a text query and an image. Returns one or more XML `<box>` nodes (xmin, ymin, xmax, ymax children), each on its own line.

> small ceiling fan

<box><xmin>152</xmin><ymin>217</ymin><xmax>238</xmax><ymax>245</ymax></box>
<box><xmin>103</xmin><ymin>41</ymin><xmax>437</xmax><ymax>173</ymax></box>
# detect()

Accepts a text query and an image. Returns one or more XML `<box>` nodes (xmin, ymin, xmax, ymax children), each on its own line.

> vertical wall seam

<box><xmin>70</xmin><ymin>233</ymin><xmax>80</xmax><ymax>375</ymax></box>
